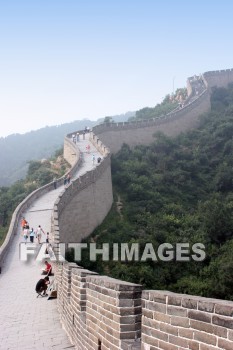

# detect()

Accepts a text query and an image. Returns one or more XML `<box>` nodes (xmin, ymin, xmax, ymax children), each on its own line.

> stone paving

<box><xmin>0</xmin><ymin>134</ymin><xmax>102</xmax><ymax>350</ymax></box>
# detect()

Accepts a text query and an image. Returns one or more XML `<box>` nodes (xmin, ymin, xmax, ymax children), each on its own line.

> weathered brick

<box><xmin>158</xmin><ymin>340</ymin><xmax>178</xmax><ymax>350</ymax></box>
<box><xmin>120</xmin><ymin>322</ymin><xmax>141</xmax><ymax>333</ymax></box>
<box><xmin>228</xmin><ymin>329</ymin><xmax>233</xmax><ymax>341</ymax></box>
<box><xmin>182</xmin><ymin>297</ymin><xmax>198</xmax><ymax>310</ymax></box>
<box><xmin>160</xmin><ymin>323</ymin><xmax>178</xmax><ymax>336</ymax></box>
<box><xmin>149</xmin><ymin>292</ymin><xmax>167</xmax><ymax>304</ymax></box>
<box><xmin>142</xmin><ymin>324</ymin><xmax>158</xmax><ymax>337</ymax></box>
<box><xmin>167</xmin><ymin>305</ymin><xmax>187</xmax><ymax>317</ymax></box>
<box><xmin>169</xmin><ymin>334</ymin><xmax>189</xmax><ymax>348</ymax></box>
<box><xmin>170</xmin><ymin>315</ymin><xmax>189</xmax><ymax>328</ymax></box>
<box><xmin>212</xmin><ymin>315</ymin><xmax>233</xmax><ymax>329</ymax></box>
<box><xmin>188</xmin><ymin>310</ymin><xmax>211</xmax><ymax>323</ymax></box>
<box><xmin>150</xmin><ymin>329</ymin><xmax>168</xmax><ymax>342</ymax></box>
<box><xmin>143</xmin><ymin>309</ymin><xmax>153</xmax><ymax>319</ymax></box>
<box><xmin>178</xmin><ymin>328</ymin><xmax>193</xmax><ymax>339</ymax></box>
<box><xmin>218</xmin><ymin>338</ymin><xmax>233</xmax><ymax>350</ymax></box>
<box><xmin>193</xmin><ymin>330</ymin><xmax>217</xmax><ymax>345</ymax></box>
<box><xmin>188</xmin><ymin>339</ymin><xmax>199</xmax><ymax>350</ymax></box>
<box><xmin>213</xmin><ymin>324</ymin><xmax>227</xmax><ymax>338</ymax></box>
<box><xmin>198</xmin><ymin>301</ymin><xmax>214</xmax><ymax>313</ymax></box>
<box><xmin>120</xmin><ymin>291</ymin><xmax>142</xmax><ymax>299</ymax></box>
<box><xmin>167</xmin><ymin>295</ymin><xmax>182</xmax><ymax>306</ymax></box>
<box><xmin>153</xmin><ymin>311</ymin><xmax>170</xmax><ymax>324</ymax></box>
<box><xmin>141</xmin><ymin>334</ymin><xmax>159</xmax><ymax>347</ymax></box>
<box><xmin>142</xmin><ymin>291</ymin><xmax>150</xmax><ymax>300</ymax></box>
<box><xmin>147</xmin><ymin>301</ymin><xmax>166</xmax><ymax>313</ymax></box>
<box><xmin>190</xmin><ymin>319</ymin><xmax>214</xmax><ymax>333</ymax></box>
<box><xmin>215</xmin><ymin>304</ymin><xmax>233</xmax><ymax>317</ymax></box>
<box><xmin>143</xmin><ymin>317</ymin><xmax>160</xmax><ymax>330</ymax></box>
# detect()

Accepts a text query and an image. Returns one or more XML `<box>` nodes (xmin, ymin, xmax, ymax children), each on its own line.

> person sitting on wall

<box><xmin>42</xmin><ymin>261</ymin><xmax>52</xmax><ymax>275</ymax></box>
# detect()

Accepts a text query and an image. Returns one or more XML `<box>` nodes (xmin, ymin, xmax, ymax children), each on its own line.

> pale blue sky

<box><xmin>0</xmin><ymin>0</ymin><xmax>233</xmax><ymax>137</ymax></box>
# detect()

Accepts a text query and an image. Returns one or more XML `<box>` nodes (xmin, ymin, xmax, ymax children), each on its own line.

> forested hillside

<box><xmin>0</xmin><ymin>112</ymin><xmax>133</xmax><ymax>186</ymax></box>
<box><xmin>0</xmin><ymin>148</ymin><xmax>70</xmax><ymax>245</ymax></box>
<box><xmin>78</xmin><ymin>84</ymin><xmax>233</xmax><ymax>300</ymax></box>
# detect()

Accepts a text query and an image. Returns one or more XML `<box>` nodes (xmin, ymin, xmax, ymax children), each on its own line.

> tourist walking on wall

<box><xmin>21</xmin><ymin>217</ymin><xmax>27</xmax><ymax>231</ymax></box>
<box><xmin>29</xmin><ymin>228</ymin><xmax>35</xmax><ymax>243</ymax></box>
<box><xmin>76</xmin><ymin>132</ymin><xmax>79</xmax><ymax>142</ymax></box>
<box><xmin>67</xmin><ymin>173</ymin><xmax>71</xmax><ymax>184</ymax></box>
<box><xmin>53</xmin><ymin>177</ymin><xmax>57</xmax><ymax>189</ymax></box>
<box><xmin>86</xmin><ymin>144</ymin><xmax>90</xmax><ymax>153</ymax></box>
<box><xmin>36</xmin><ymin>225</ymin><xmax>45</xmax><ymax>244</ymax></box>
<box><xmin>46</xmin><ymin>232</ymin><xmax>50</xmax><ymax>244</ymax></box>
<box><xmin>64</xmin><ymin>175</ymin><xmax>67</xmax><ymax>186</ymax></box>
<box><xmin>92</xmin><ymin>154</ymin><xmax>95</xmax><ymax>165</ymax></box>
<box><xmin>22</xmin><ymin>225</ymin><xmax>29</xmax><ymax>243</ymax></box>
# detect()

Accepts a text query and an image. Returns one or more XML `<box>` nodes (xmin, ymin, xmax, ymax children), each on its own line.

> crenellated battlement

<box><xmin>54</xmin><ymin>262</ymin><xmax>233</xmax><ymax>350</ymax></box>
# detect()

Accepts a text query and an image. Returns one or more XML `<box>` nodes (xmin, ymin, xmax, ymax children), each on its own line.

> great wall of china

<box><xmin>1</xmin><ymin>69</ymin><xmax>233</xmax><ymax>350</ymax></box>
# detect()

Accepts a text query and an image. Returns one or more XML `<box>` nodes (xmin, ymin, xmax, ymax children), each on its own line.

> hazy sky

<box><xmin>1</xmin><ymin>0</ymin><xmax>233</xmax><ymax>137</ymax></box>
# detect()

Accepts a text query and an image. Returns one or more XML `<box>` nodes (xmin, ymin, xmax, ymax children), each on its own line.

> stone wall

<box><xmin>59</xmin><ymin>68</ymin><xmax>233</xmax><ymax>247</ymax></box>
<box><xmin>53</xmin><ymin>133</ymin><xmax>113</xmax><ymax>245</ymax></box>
<box><xmin>63</xmin><ymin>136</ymin><xmax>80</xmax><ymax>166</ymax></box>
<box><xmin>3</xmin><ymin>69</ymin><xmax>233</xmax><ymax>348</ymax></box>
<box><xmin>54</xmin><ymin>262</ymin><xmax>142</xmax><ymax>350</ymax></box>
<box><xmin>53</xmin><ymin>68</ymin><xmax>233</xmax><ymax>349</ymax></box>
<box><xmin>92</xmin><ymin>90</ymin><xmax>210</xmax><ymax>154</ymax></box>
<box><xmin>54</xmin><ymin>262</ymin><xmax>233</xmax><ymax>350</ymax></box>
<box><xmin>141</xmin><ymin>290</ymin><xmax>233</xmax><ymax>350</ymax></box>
<box><xmin>203</xmin><ymin>68</ymin><xmax>233</xmax><ymax>89</ymax></box>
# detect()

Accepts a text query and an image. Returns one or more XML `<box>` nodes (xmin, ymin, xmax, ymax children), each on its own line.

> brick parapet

<box><xmin>141</xmin><ymin>290</ymin><xmax>233</xmax><ymax>350</ymax></box>
<box><xmin>56</xmin><ymin>266</ymin><xmax>233</xmax><ymax>350</ymax></box>
<box><xmin>56</xmin><ymin>263</ymin><xmax>142</xmax><ymax>350</ymax></box>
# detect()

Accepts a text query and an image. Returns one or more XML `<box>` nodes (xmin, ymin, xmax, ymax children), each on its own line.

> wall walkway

<box><xmin>0</xmin><ymin>134</ymin><xmax>103</xmax><ymax>350</ymax></box>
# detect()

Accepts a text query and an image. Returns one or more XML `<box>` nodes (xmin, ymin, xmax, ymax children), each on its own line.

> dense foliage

<box><xmin>0</xmin><ymin>148</ymin><xmax>69</xmax><ymax>245</ymax></box>
<box><xmin>77</xmin><ymin>84</ymin><xmax>233</xmax><ymax>300</ymax></box>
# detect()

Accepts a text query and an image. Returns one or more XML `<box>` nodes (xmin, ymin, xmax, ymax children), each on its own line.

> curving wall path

<box><xmin>1</xmin><ymin>69</ymin><xmax>233</xmax><ymax>350</ymax></box>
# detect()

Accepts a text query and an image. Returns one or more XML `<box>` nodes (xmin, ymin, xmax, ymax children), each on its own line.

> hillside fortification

<box><xmin>2</xmin><ymin>69</ymin><xmax>233</xmax><ymax>350</ymax></box>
